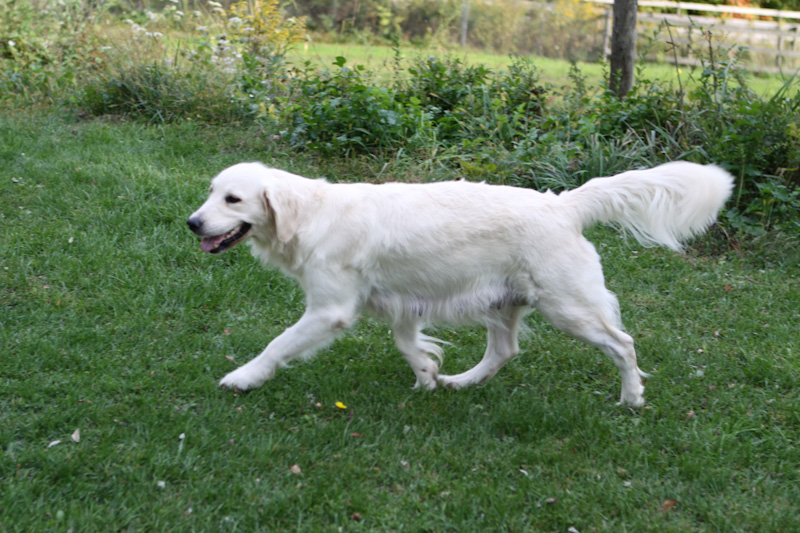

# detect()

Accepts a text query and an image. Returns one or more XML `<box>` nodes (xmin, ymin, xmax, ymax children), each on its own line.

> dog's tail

<box><xmin>562</xmin><ymin>161</ymin><xmax>734</xmax><ymax>251</ymax></box>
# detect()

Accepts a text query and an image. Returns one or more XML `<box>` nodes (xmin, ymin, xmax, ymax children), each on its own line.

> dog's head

<box><xmin>187</xmin><ymin>162</ymin><xmax>301</xmax><ymax>254</ymax></box>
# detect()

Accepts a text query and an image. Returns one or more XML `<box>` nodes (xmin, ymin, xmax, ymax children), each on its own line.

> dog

<box><xmin>187</xmin><ymin>161</ymin><xmax>733</xmax><ymax>407</ymax></box>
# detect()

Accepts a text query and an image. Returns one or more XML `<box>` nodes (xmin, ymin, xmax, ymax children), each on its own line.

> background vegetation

<box><xmin>2</xmin><ymin>0</ymin><xmax>799</xmax><ymax>530</ymax></box>
<box><xmin>1</xmin><ymin>0</ymin><xmax>798</xmax><ymax>238</ymax></box>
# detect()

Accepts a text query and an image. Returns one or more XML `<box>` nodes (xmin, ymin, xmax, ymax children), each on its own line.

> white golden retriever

<box><xmin>188</xmin><ymin>161</ymin><xmax>733</xmax><ymax>407</ymax></box>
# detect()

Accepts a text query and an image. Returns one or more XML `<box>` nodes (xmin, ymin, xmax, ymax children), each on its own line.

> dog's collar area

<box><xmin>201</xmin><ymin>223</ymin><xmax>252</xmax><ymax>254</ymax></box>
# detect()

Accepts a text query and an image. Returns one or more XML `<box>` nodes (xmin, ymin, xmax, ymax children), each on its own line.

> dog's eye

<box><xmin>225</xmin><ymin>195</ymin><xmax>242</xmax><ymax>204</ymax></box>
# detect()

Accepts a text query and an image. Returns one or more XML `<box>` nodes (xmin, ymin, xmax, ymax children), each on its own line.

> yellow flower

<box><xmin>335</xmin><ymin>401</ymin><xmax>347</xmax><ymax>409</ymax></box>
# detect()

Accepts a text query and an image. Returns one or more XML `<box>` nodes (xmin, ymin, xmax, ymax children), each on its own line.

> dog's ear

<box><xmin>262</xmin><ymin>189</ymin><xmax>300</xmax><ymax>244</ymax></box>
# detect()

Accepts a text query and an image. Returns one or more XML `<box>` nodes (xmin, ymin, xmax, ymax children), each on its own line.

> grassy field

<box><xmin>288</xmin><ymin>42</ymin><xmax>793</xmax><ymax>97</ymax></box>
<box><xmin>1</xmin><ymin>110</ymin><xmax>799</xmax><ymax>531</ymax></box>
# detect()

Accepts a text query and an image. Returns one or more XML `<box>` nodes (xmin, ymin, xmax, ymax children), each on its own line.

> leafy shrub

<box><xmin>284</xmin><ymin>54</ymin><xmax>547</xmax><ymax>156</ymax></box>
<box><xmin>0</xmin><ymin>0</ymin><xmax>105</xmax><ymax>101</ymax></box>
<box><xmin>284</xmin><ymin>57</ymin><xmax>424</xmax><ymax>154</ymax></box>
<box><xmin>228</xmin><ymin>0</ymin><xmax>306</xmax><ymax>97</ymax></box>
<box><xmin>76</xmin><ymin>0</ymin><xmax>306</xmax><ymax>124</ymax></box>
<box><xmin>78</xmin><ymin>59</ymin><xmax>254</xmax><ymax>125</ymax></box>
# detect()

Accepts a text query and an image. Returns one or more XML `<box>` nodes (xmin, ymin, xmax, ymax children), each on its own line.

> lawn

<box><xmin>1</xmin><ymin>110</ymin><xmax>798</xmax><ymax>531</ymax></box>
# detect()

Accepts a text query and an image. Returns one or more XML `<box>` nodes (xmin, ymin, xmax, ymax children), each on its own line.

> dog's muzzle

<box><xmin>187</xmin><ymin>217</ymin><xmax>253</xmax><ymax>254</ymax></box>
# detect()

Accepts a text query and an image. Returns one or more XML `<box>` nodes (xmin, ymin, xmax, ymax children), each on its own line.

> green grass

<box><xmin>1</xmin><ymin>110</ymin><xmax>799</xmax><ymax>531</ymax></box>
<box><xmin>289</xmin><ymin>41</ymin><xmax>793</xmax><ymax>97</ymax></box>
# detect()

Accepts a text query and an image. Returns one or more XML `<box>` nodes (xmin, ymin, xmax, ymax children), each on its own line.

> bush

<box><xmin>78</xmin><ymin>58</ymin><xmax>254</xmax><ymax>125</ymax></box>
<box><xmin>284</xmin><ymin>54</ymin><xmax>546</xmax><ymax>156</ymax></box>
<box><xmin>284</xmin><ymin>57</ymin><xmax>423</xmax><ymax>154</ymax></box>
<box><xmin>74</xmin><ymin>0</ymin><xmax>305</xmax><ymax>124</ymax></box>
<box><xmin>0</xmin><ymin>0</ymin><xmax>105</xmax><ymax>101</ymax></box>
<box><xmin>691</xmin><ymin>70</ymin><xmax>800</xmax><ymax>234</ymax></box>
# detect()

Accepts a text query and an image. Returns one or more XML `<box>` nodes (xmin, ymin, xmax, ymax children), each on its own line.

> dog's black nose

<box><xmin>187</xmin><ymin>217</ymin><xmax>203</xmax><ymax>234</ymax></box>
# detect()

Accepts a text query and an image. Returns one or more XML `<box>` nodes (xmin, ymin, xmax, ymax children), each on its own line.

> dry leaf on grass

<box><xmin>661</xmin><ymin>499</ymin><xmax>678</xmax><ymax>512</ymax></box>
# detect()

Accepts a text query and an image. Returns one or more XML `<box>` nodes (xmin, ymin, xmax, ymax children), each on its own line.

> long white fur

<box><xmin>188</xmin><ymin>161</ymin><xmax>733</xmax><ymax>407</ymax></box>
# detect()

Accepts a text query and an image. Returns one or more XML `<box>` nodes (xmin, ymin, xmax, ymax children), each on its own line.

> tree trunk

<box><xmin>460</xmin><ymin>0</ymin><xmax>470</xmax><ymax>48</ymax></box>
<box><xmin>609</xmin><ymin>0</ymin><xmax>638</xmax><ymax>97</ymax></box>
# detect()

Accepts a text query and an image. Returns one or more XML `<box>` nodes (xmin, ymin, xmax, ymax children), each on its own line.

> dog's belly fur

<box><xmin>365</xmin><ymin>277</ymin><xmax>535</xmax><ymax>325</ymax></box>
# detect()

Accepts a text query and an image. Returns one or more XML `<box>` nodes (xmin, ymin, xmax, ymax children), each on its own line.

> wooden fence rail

<box><xmin>585</xmin><ymin>0</ymin><xmax>800</xmax><ymax>73</ymax></box>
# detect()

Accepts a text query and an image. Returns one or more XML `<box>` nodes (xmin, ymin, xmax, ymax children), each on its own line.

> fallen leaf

<box><xmin>661</xmin><ymin>499</ymin><xmax>678</xmax><ymax>512</ymax></box>
<box><xmin>724</xmin><ymin>284</ymin><xmax>733</xmax><ymax>291</ymax></box>
<box><xmin>686</xmin><ymin>410</ymin><xmax>695</xmax><ymax>420</ymax></box>
<box><xmin>290</xmin><ymin>464</ymin><xmax>302</xmax><ymax>475</ymax></box>
<box><xmin>71</xmin><ymin>429</ymin><xmax>80</xmax><ymax>443</ymax></box>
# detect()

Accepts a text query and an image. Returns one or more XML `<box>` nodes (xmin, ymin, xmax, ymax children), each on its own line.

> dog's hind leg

<box><xmin>393</xmin><ymin>321</ymin><xmax>444</xmax><ymax>390</ymax></box>
<box><xmin>437</xmin><ymin>306</ymin><xmax>525</xmax><ymax>390</ymax></box>
<box><xmin>537</xmin><ymin>290</ymin><xmax>646</xmax><ymax>408</ymax></box>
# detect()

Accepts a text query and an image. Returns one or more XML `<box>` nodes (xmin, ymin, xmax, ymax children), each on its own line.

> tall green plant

<box><xmin>0</xmin><ymin>0</ymin><xmax>105</xmax><ymax>100</ymax></box>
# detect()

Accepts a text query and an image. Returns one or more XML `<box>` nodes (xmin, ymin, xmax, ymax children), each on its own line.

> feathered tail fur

<box><xmin>562</xmin><ymin>161</ymin><xmax>734</xmax><ymax>251</ymax></box>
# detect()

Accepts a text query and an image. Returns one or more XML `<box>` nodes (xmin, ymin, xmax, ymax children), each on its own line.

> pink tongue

<box><xmin>201</xmin><ymin>236</ymin><xmax>223</xmax><ymax>252</ymax></box>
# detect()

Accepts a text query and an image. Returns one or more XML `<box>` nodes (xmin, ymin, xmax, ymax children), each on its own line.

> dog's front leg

<box><xmin>219</xmin><ymin>306</ymin><xmax>357</xmax><ymax>391</ymax></box>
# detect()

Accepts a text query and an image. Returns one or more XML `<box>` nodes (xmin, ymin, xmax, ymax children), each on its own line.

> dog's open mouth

<box><xmin>201</xmin><ymin>223</ymin><xmax>252</xmax><ymax>254</ymax></box>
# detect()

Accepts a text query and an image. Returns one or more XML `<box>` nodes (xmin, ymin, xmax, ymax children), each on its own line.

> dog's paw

<box><xmin>219</xmin><ymin>367</ymin><xmax>264</xmax><ymax>391</ymax></box>
<box><xmin>616</xmin><ymin>378</ymin><xmax>646</xmax><ymax>407</ymax></box>
<box><xmin>413</xmin><ymin>378</ymin><xmax>438</xmax><ymax>391</ymax></box>
<box><xmin>436</xmin><ymin>374</ymin><xmax>464</xmax><ymax>390</ymax></box>
<box><xmin>617</xmin><ymin>392</ymin><xmax>645</xmax><ymax>408</ymax></box>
